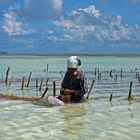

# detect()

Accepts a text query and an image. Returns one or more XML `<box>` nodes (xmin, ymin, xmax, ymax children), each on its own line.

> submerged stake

<box><xmin>138</xmin><ymin>73</ymin><xmax>140</xmax><ymax>83</ymax></box>
<box><xmin>136</xmin><ymin>72</ymin><xmax>138</xmax><ymax>79</ymax></box>
<box><xmin>128</xmin><ymin>81</ymin><xmax>132</xmax><ymax>101</ymax></box>
<box><xmin>46</xmin><ymin>78</ymin><xmax>49</xmax><ymax>86</ymax></box>
<box><xmin>21</xmin><ymin>76</ymin><xmax>25</xmax><ymax>90</ymax></box>
<box><xmin>109</xmin><ymin>94</ymin><xmax>113</xmax><ymax>102</ymax></box>
<box><xmin>26</xmin><ymin>72</ymin><xmax>32</xmax><ymax>87</ymax></box>
<box><xmin>95</xmin><ymin>67</ymin><xmax>97</xmax><ymax>76</ymax></box>
<box><xmin>41</xmin><ymin>87</ymin><xmax>49</xmax><ymax>98</ymax></box>
<box><xmin>9</xmin><ymin>76</ymin><xmax>13</xmax><ymax>87</ymax></box>
<box><xmin>5</xmin><ymin>67</ymin><xmax>10</xmax><ymax>86</ymax></box>
<box><xmin>36</xmin><ymin>78</ymin><xmax>38</xmax><ymax>89</ymax></box>
<box><xmin>110</xmin><ymin>70</ymin><xmax>113</xmax><ymax>77</ymax></box>
<box><xmin>98</xmin><ymin>69</ymin><xmax>100</xmax><ymax>80</ymax></box>
<box><xmin>46</xmin><ymin>64</ymin><xmax>49</xmax><ymax>76</ymax></box>
<box><xmin>114</xmin><ymin>74</ymin><xmax>117</xmax><ymax>81</ymax></box>
<box><xmin>120</xmin><ymin>68</ymin><xmax>123</xmax><ymax>77</ymax></box>
<box><xmin>53</xmin><ymin>81</ymin><xmax>56</xmax><ymax>97</ymax></box>
<box><xmin>39</xmin><ymin>78</ymin><xmax>43</xmax><ymax>91</ymax></box>
<box><xmin>86</xmin><ymin>80</ymin><xmax>95</xmax><ymax>99</ymax></box>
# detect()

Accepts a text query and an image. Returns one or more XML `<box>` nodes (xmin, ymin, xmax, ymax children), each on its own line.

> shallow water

<box><xmin>0</xmin><ymin>55</ymin><xmax>140</xmax><ymax>140</ymax></box>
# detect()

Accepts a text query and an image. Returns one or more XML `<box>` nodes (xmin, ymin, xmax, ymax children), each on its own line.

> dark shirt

<box><xmin>60</xmin><ymin>70</ymin><xmax>88</xmax><ymax>103</ymax></box>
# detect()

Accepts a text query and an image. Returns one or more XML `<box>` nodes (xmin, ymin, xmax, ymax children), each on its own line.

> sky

<box><xmin>0</xmin><ymin>0</ymin><xmax>140</xmax><ymax>54</ymax></box>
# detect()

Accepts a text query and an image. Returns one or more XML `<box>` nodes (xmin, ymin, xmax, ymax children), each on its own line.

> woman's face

<box><xmin>68</xmin><ymin>68</ymin><xmax>77</xmax><ymax>74</ymax></box>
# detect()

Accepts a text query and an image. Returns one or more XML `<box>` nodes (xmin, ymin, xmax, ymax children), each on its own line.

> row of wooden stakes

<box><xmin>3</xmin><ymin>66</ymin><xmax>140</xmax><ymax>102</ymax></box>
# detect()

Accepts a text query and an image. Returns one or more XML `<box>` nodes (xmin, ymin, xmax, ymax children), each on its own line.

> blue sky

<box><xmin>0</xmin><ymin>0</ymin><xmax>140</xmax><ymax>54</ymax></box>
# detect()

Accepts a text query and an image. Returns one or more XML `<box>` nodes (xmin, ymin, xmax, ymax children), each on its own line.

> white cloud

<box><xmin>53</xmin><ymin>18</ymin><xmax>80</xmax><ymax>29</ymax></box>
<box><xmin>2</xmin><ymin>5</ymin><xmax>34</xmax><ymax>36</ymax></box>
<box><xmin>25</xmin><ymin>0</ymin><xmax>63</xmax><ymax>12</ymax></box>
<box><xmin>51</xmin><ymin>0</ymin><xmax>63</xmax><ymax>11</ymax></box>
<box><xmin>50</xmin><ymin>5</ymin><xmax>140</xmax><ymax>47</ymax></box>
<box><xmin>1</xmin><ymin>2</ymin><xmax>140</xmax><ymax>53</ymax></box>
<box><xmin>79</xmin><ymin>5</ymin><xmax>101</xmax><ymax>18</ymax></box>
<box><xmin>23</xmin><ymin>0</ymin><xmax>63</xmax><ymax>20</ymax></box>
<box><xmin>53</xmin><ymin>18</ymin><xmax>97</xmax><ymax>41</ymax></box>
<box><xmin>111</xmin><ymin>16</ymin><xmax>122</xmax><ymax>26</ymax></box>
<box><xmin>48</xmin><ymin>30</ymin><xmax>53</xmax><ymax>34</ymax></box>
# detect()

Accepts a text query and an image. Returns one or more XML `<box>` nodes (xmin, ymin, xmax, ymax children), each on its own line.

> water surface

<box><xmin>0</xmin><ymin>55</ymin><xmax>140</xmax><ymax>140</ymax></box>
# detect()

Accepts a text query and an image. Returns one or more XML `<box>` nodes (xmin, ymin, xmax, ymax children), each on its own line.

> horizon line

<box><xmin>1</xmin><ymin>52</ymin><xmax>140</xmax><ymax>57</ymax></box>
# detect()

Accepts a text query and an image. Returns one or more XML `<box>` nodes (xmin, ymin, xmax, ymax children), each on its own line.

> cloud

<box><xmin>79</xmin><ymin>5</ymin><xmax>101</xmax><ymax>19</ymax></box>
<box><xmin>23</xmin><ymin>0</ymin><xmax>63</xmax><ymax>20</ymax></box>
<box><xmin>48</xmin><ymin>5</ymin><xmax>140</xmax><ymax>52</ymax></box>
<box><xmin>0</xmin><ymin>2</ymin><xmax>140</xmax><ymax>54</ymax></box>
<box><xmin>51</xmin><ymin>0</ymin><xmax>63</xmax><ymax>11</ymax></box>
<box><xmin>53</xmin><ymin>7</ymin><xmax>121</xmax><ymax>41</ymax></box>
<box><xmin>1</xmin><ymin>0</ymin><xmax>64</xmax><ymax>36</ymax></box>
<box><xmin>2</xmin><ymin>4</ymin><xmax>34</xmax><ymax>36</ymax></box>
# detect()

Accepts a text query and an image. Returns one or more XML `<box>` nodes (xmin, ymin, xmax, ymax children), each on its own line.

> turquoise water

<box><xmin>0</xmin><ymin>55</ymin><xmax>140</xmax><ymax>140</ymax></box>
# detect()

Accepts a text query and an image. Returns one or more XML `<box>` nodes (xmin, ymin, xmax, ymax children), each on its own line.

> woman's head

<box><xmin>67</xmin><ymin>56</ymin><xmax>81</xmax><ymax>69</ymax></box>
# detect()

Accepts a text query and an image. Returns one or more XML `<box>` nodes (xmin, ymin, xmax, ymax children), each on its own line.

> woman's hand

<box><xmin>61</xmin><ymin>88</ymin><xmax>74</xmax><ymax>95</ymax></box>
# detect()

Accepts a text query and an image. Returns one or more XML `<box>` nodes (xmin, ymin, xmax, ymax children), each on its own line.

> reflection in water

<box><xmin>60</xmin><ymin>104</ymin><xmax>86</xmax><ymax>134</ymax></box>
<box><xmin>128</xmin><ymin>108</ymin><xmax>134</xmax><ymax>118</ymax></box>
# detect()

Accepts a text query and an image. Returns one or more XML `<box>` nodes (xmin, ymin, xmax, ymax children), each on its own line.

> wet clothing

<box><xmin>60</xmin><ymin>70</ymin><xmax>88</xmax><ymax>103</ymax></box>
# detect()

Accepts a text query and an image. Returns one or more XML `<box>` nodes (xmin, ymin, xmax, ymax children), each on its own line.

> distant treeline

<box><xmin>0</xmin><ymin>52</ymin><xmax>8</xmax><ymax>55</ymax></box>
<box><xmin>0</xmin><ymin>52</ymin><xmax>140</xmax><ymax>57</ymax></box>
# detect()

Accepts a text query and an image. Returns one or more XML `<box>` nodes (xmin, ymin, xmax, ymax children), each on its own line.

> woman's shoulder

<box><xmin>77</xmin><ymin>70</ymin><xmax>86</xmax><ymax>79</ymax></box>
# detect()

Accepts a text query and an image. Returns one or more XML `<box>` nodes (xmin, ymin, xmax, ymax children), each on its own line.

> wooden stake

<box><xmin>47</xmin><ymin>64</ymin><xmax>49</xmax><ymax>73</ymax></box>
<box><xmin>46</xmin><ymin>64</ymin><xmax>49</xmax><ymax>77</ymax></box>
<box><xmin>120</xmin><ymin>68</ymin><xmax>123</xmax><ymax>77</ymax></box>
<box><xmin>95</xmin><ymin>67</ymin><xmax>97</xmax><ymax>76</ymax></box>
<box><xmin>36</xmin><ymin>78</ymin><xmax>38</xmax><ymax>89</ymax></box>
<box><xmin>110</xmin><ymin>70</ymin><xmax>113</xmax><ymax>77</ymax></box>
<box><xmin>21</xmin><ymin>76</ymin><xmax>25</xmax><ymax>90</ymax></box>
<box><xmin>39</xmin><ymin>78</ymin><xmax>43</xmax><ymax>91</ymax></box>
<box><xmin>99</xmin><ymin>73</ymin><xmax>102</xmax><ymax>80</ymax></box>
<box><xmin>114</xmin><ymin>74</ymin><xmax>117</xmax><ymax>81</ymax></box>
<box><xmin>41</xmin><ymin>87</ymin><xmax>49</xmax><ymax>98</ymax></box>
<box><xmin>138</xmin><ymin>73</ymin><xmax>140</xmax><ymax>83</ymax></box>
<box><xmin>109</xmin><ymin>94</ymin><xmax>113</xmax><ymax>102</ymax></box>
<box><xmin>53</xmin><ymin>81</ymin><xmax>56</xmax><ymax>97</ymax></box>
<box><xmin>98</xmin><ymin>69</ymin><xmax>100</xmax><ymax>80</ymax></box>
<box><xmin>26</xmin><ymin>72</ymin><xmax>32</xmax><ymax>87</ymax></box>
<box><xmin>5</xmin><ymin>67</ymin><xmax>10</xmax><ymax>86</ymax></box>
<box><xmin>136</xmin><ymin>72</ymin><xmax>138</xmax><ymax>79</ymax></box>
<box><xmin>86</xmin><ymin>80</ymin><xmax>95</xmax><ymax>99</ymax></box>
<box><xmin>46</xmin><ymin>78</ymin><xmax>49</xmax><ymax>86</ymax></box>
<box><xmin>128</xmin><ymin>81</ymin><xmax>132</xmax><ymax>101</ymax></box>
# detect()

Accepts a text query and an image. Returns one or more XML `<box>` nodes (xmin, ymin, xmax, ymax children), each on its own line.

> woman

<box><xmin>59</xmin><ymin>56</ymin><xmax>88</xmax><ymax>103</ymax></box>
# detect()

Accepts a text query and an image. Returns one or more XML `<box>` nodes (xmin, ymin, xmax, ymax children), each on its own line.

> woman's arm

<box><xmin>74</xmin><ymin>74</ymin><xmax>88</xmax><ymax>97</ymax></box>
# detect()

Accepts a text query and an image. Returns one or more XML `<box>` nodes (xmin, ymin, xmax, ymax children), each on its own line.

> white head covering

<box><xmin>67</xmin><ymin>56</ymin><xmax>81</xmax><ymax>68</ymax></box>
